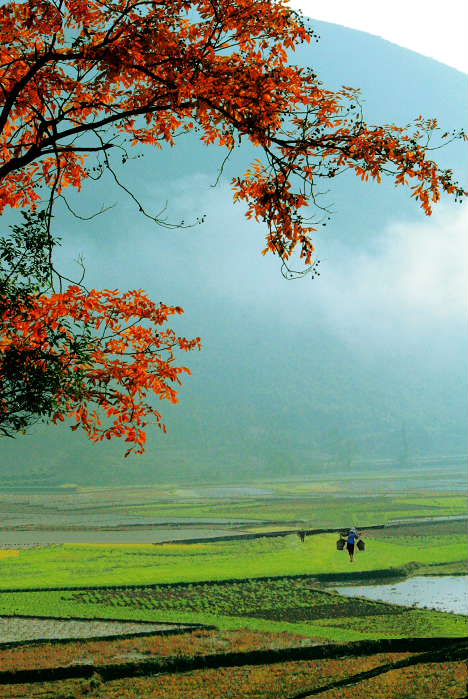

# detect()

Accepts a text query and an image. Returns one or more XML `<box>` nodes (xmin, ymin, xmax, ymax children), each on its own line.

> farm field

<box><xmin>0</xmin><ymin>469</ymin><xmax>466</xmax><ymax>539</ymax></box>
<box><xmin>0</xmin><ymin>641</ymin><xmax>466</xmax><ymax>699</ymax></box>
<box><xmin>0</xmin><ymin>628</ymin><xmax>316</xmax><ymax>671</ymax></box>
<box><xmin>1</xmin><ymin>576</ymin><xmax>465</xmax><ymax>642</ymax></box>
<box><xmin>0</xmin><ymin>526</ymin><xmax>465</xmax><ymax>590</ymax></box>
<box><xmin>0</xmin><ymin>474</ymin><xmax>466</xmax><ymax>698</ymax></box>
<box><xmin>78</xmin><ymin>655</ymin><xmax>465</xmax><ymax>699</ymax></box>
<box><xmin>0</xmin><ymin>617</ymin><xmax>193</xmax><ymax>643</ymax></box>
<box><xmin>109</xmin><ymin>493</ymin><xmax>467</xmax><ymax>526</ymax></box>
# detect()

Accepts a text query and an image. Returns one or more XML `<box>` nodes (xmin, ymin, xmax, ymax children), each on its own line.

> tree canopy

<box><xmin>0</xmin><ymin>0</ymin><xmax>465</xmax><ymax>453</ymax></box>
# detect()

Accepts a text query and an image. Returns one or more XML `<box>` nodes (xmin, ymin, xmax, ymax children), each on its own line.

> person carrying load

<box><xmin>336</xmin><ymin>532</ymin><xmax>347</xmax><ymax>550</ymax></box>
<box><xmin>346</xmin><ymin>527</ymin><xmax>360</xmax><ymax>562</ymax></box>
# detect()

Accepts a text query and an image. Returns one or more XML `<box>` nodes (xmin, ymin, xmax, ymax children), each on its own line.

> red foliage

<box><xmin>0</xmin><ymin>287</ymin><xmax>200</xmax><ymax>454</ymax></box>
<box><xmin>0</xmin><ymin>0</ymin><xmax>465</xmax><ymax>450</ymax></box>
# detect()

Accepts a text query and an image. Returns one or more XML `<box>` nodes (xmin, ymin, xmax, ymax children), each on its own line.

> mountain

<box><xmin>1</xmin><ymin>20</ymin><xmax>466</xmax><ymax>485</ymax></box>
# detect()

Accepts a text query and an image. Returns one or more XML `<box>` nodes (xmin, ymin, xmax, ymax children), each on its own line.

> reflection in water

<box><xmin>336</xmin><ymin>576</ymin><xmax>468</xmax><ymax>615</ymax></box>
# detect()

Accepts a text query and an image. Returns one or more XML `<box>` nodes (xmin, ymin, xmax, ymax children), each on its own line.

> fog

<box><xmin>1</xmin><ymin>20</ymin><xmax>466</xmax><ymax>483</ymax></box>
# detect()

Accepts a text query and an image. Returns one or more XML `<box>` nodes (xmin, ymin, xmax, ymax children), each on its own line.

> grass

<box><xmin>0</xmin><ymin>531</ymin><xmax>465</xmax><ymax>590</ymax></box>
<box><xmin>0</xmin><ymin>551</ymin><xmax>18</xmax><ymax>561</ymax></box>
<box><xmin>417</xmin><ymin>561</ymin><xmax>467</xmax><ymax>575</ymax></box>
<box><xmin>313</xmin><ymin>608</ymin><xmax>466</xmax><ymax>637</ymax></box>
<box><xmin>367</xmin><ymin>520</ymin><xmax>467</xmax><ymax>538</ymax></box>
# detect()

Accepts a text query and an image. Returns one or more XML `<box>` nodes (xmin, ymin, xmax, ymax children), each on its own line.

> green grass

<box><xmin>314</xmin><ymin>609</ymin><xmax>466</xmax><ymax>637</ymax></box>
<box><xmin>393</xmin><ymin>496</ymin><xmax>466</xmax><ymax>509</ymax></box>
<box><xmin>0</xmin><ymin>532</ymin><xmax>465</xmax><ymax>589</ymax></box>
<box><xmin>368</xmin><ymin>520</ymin><xmax>467</xmax><ymax>538</ymax></box>
<box><xmin>0</xmin><ymin>577</ymin><xmax>465</xmax><ymax>643</ymax></box>
<box><xmin>373</xmin><ymin>534</ymin><xmax>466</xmax><ymax>548</ymax></box>
<box><xmin>418</xmin><ymin>560</ymin><xmax>467</xmax><ymax>575</ymax></box>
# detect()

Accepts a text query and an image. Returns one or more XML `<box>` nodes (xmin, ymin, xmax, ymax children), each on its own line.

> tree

<box><xmin>0</xmin><ymin>0</ymin><xmax>465</xmax><ymax>453</ymax></box>
<box><xmin>0</xmin><ymin>210</ymin><xmax>200</xmax><ymax>453</ymax></box>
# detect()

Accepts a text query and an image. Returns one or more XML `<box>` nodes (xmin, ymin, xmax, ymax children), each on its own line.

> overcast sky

<box><xmin>289</xmin><ymin>0</ymin><xmax>468</xmax><ymax>73</ymax></box>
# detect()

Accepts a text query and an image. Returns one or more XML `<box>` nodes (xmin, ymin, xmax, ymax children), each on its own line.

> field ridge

<box><xmin>0</xmin><ymin>636</ymin><xmax>465</xmax><ymax>686</ymax></box>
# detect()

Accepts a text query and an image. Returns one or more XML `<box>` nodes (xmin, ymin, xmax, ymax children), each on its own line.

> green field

<box><xmin>0</xmin><ymin>526</ymin><xmax>466</xmax><ymax>644</ymax></box>
<box><xmin>92</xmin><ymin>494</ymin><xmax>466</xmax><ymax>528</ymax></box>
<box><xmin>1</xmin><ymin>473</ymin><xmax>465</xmax><ymax>536</ymax></box>
<box><xmin>0</xmin><ymin>531</ymin><xmax>466</xmax><ymax>590</ymax></box>
<box><xmin>0</xmin><ymin>475</ymin><xmax>466</xmax><ymax>660</ymax></box>
<box><xmin>0</xmin><ymin>577</ymin><xmax>465</xmax><ymax>643</ymax></box>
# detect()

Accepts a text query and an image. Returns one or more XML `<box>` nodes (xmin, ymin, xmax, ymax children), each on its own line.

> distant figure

<box><xmin>297</xmin><ymin>530</ymin><xmax>306</xmax><ymax>542</ymax></box>
<box><xmin>346</xmin><ymin>527</ymin><xmax>360</xmax><ymax>562</ymax></box>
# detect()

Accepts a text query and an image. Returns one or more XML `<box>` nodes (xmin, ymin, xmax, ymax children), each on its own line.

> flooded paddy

<box><xmin>0</xmin><ymin>468</ymin><xmax>465</xmax><ymax>547</ymax></box>
<box><xmin>336</xmin><ymin>576</ymin><xmax>468</xmax><ymax>615</ymax></box>
<box><xmin>173</xmin><ymin>486</ymin><xmax>275</xmax><ymax>497</ymax></box>
<box><xmin>0</xmin><ymin>617</ymin><xmax>185</xmax><ymax>643</ymax></box>
<box><xmin>0</xmin><ymin>509</ymin><xmax>259</xmax><ymax>546</ymax></box>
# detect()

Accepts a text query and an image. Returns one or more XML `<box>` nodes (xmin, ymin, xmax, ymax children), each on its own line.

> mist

<box><xmin>0</xmin><ymin>19</ymin><xmax>466</xmax><ymax>484</ymax></box>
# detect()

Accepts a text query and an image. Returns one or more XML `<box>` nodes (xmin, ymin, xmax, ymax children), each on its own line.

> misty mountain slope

<box><xmin>0</xmin><ymin>20</ymin><xmax>466</xmax><ymax>484</ymax></box>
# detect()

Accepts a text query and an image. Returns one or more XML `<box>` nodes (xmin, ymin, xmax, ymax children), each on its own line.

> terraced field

<box><xmin>0</xmin><ymin>632</ymin><xmax>466</xmax><ymax>699</ymax></box>
<box><xmin>0</xmin><ymin>575</ymin><xmax>466</xmax><ymax>645</ymax></box>
<box><xmin>0</xmin><ymin>479</ymin><xmax>465</xmax><ymax>698</ymax></box>
<box><xmin>0</xmin><ymin>616</ymin><xmax>183</xmax><ymax>643</ymax></box>
<box><xmin>0</xmin><ymin>526</ymin><xmax>466</xmax><ymax>590</ymax></box>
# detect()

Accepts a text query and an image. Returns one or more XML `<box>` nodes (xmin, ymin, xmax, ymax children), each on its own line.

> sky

<box><xmin>289</xmin><ymin>0</ymin><xmax>468</xmax><ymax>73</ymax></box>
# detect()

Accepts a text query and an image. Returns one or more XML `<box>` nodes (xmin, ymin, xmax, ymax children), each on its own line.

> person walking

<box><xmin>346</xmin><ymin>527</ymin><xmax>360</xmax><ymax>562</ymax></box>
